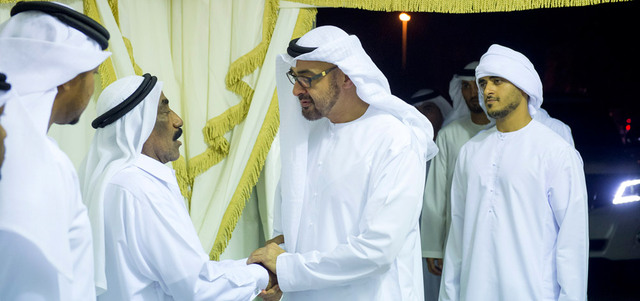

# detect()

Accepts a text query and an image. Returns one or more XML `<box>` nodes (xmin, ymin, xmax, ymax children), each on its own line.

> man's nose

<box><xmin>173</xmin><ymin>112</ymin><xmax>183</xmax><ymax>128</ymax></box>
<box><xmin>292</xmin><ymin>80</ymin><xmax>306</xmax><ymax>96</ymax></box>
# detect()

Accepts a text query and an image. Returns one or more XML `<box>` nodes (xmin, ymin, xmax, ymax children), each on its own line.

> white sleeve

<box><xmin>0</xmin><ymin>231</ymin><xmax>62</xmax><ymax>301</ymax></box>
<box><xmin>439</xmin><ymin>147</ymin><xmax>467</xmax><ymax>301</ymax></box>
<box><xmin>272</xmin><ymin>181</ymin><xmax>283</xmax><ymax>238</ymax></box>
<box><xmin>109</xmin><ymin>187</ymin><xmax>268</xmax><ymax>301</ymax></box>
<box><xmin>276</xmin><ymin>143</ymin><xmax>425</xmax><ymax>292</ymax></box>
<box><xmin>547</xmin><ymin>148</ymin><xmax>588</xmax><ymax>301</ymax></box>
<box><xmin>421</xmin><ymin>132</ymin><xmax>449</xmax><ymax>258</ymax></box>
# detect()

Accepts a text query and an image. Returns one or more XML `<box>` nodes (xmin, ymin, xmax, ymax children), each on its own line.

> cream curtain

<box><xmin>0</xmin><ymin>0</ymin><xmax>315</xmax><ymax>261</ymax></box>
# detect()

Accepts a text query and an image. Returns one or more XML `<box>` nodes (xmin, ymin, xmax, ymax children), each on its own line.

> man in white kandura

<box><xmin>79</xmin><ymin>74</ymin><xmax>273</xmax><ymax>300</ymax></box>
<box><xmin>421</xmin><ymin>62</ymin><xmax>490</xmax><ymax>301</ymax></box>
<box><xmin>247</xmin><ymin>25</ymin><xmax>438</xmax><ymax>301</ymax></box>
<box><xmin>439</xmin><ymin>44</ymin><xmax>588</xmax><ymax>301</ymax></box>
<box><xmin>0</xmin><ymin>2</ymin><xmax>110</xmax><ymax>300</ymax></box>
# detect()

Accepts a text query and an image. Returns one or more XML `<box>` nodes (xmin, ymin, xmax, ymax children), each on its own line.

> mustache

<box><xmin>298</xmin><ymin>94</ymin><xmax>313</xmax><ymax>102</ymax></box>
<box><xmin>173</xmin><ymin>128</ymin><xmax>183</xmax><ymax>141</ymax></box>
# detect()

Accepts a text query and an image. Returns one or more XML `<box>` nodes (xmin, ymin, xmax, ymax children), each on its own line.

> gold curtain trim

<box><xmin>209</xmin><ymin>90</ymin><xmax>280</xmax><ymax>260</ymax></box>
<box><xmin>286</xmin><ymin>0</ymin><xmax>630</xmax><ymax>13</ymax></box>
<box><xmin>208</xmin><ymin>6</ymin><xmax>317</xmax><ymax>260</ymax></box>
<box><xmin>172</xmin><ymin>0</ymin><xmax>278</xmax><ymax>203</ymax></box>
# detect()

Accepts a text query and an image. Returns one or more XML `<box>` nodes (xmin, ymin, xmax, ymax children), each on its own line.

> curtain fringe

<box><xmin>287</xmin><ymin>0</ymin><xmax>630</xmax><ymax>13</ymax></box>
<box><xmin>210</xmin><ymin>90</ymin><xmax>280</xmax><ymax>260</ymax></box>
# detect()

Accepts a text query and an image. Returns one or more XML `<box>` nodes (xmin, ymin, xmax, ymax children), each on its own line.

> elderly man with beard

<box><xmin>79</xmin><ymin>74</ymin><xmax>272</xmax><ymax>300</ymax></box>
<box><xmin>420</xmin><ymin>62</ymin><xmax>490</xmax><ymax>301</ymax></box>
<box><xmin>247</xmin><ymin>25</ymin><xmax>438</xmax><ymax>301</ymax></box>
<box><xmin>439</xmin><ymin>44</ymin><xmax>588</xmax><ymax>301</ymax></box>
<box><xmin>0</xmin><ymin>2</ymin><xmax>111</xmax><ymax>300</ymax></box>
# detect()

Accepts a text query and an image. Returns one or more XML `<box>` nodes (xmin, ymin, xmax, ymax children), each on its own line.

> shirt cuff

<box><xmin>245</xmin><ymin>263</ymin><xmax>269</xmax><ymax>291</ymax></box>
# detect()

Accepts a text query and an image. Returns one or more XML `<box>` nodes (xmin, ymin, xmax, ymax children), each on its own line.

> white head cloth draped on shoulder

<box><xmin>79</xmin><ymin>74</ymin><xmax>162</xmax><ymax>295</ymax></box>
<box><xmin>475</xmin><ymin>44</ymin><xmax>543</xmax><ymax>117</ymax></box>
<box><xmin>0</xmin><ymin>1</ymin><xmax>110</xmax><ymax>281</ymax></box>
<box><xmin>275</xmin><ymin>25</ymin><xmax>437</xmax><ymax>252</ymax></box>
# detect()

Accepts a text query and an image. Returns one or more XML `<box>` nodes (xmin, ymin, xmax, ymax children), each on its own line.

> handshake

<box><xmin>247</xmin><ymin>235</ymin><xmax>285</xmax><ymax>301</ymax></box>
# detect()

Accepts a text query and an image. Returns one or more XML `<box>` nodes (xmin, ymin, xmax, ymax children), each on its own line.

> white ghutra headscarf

<box><xmin>0</xmin><ymin>3</ymin><xmax>110</xmax><ymax>281</ymax></box>
<box><xmin>274</xmin><ymin>25</ymin><xmax>437</xmax><ymax>252</ymax></box>
<box><xmin>79</xmin><ymin>75</ymin><xmax>163</xmax><ymax>295</ymax></box>
<box><xmin>475</xmin><ymin>44</ymin><xmax>543</xmax><ymax>117</ymax></box>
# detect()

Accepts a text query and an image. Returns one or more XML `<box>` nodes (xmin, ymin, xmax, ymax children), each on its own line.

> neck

<box><xmin>470</xmin><ymin>111</ymin><xmax>490</xmax><ymax>125</ymax></box>
<box><xmin>327</xmin><ymin>94</ymin><xmax>369</xmax><ymax>123</ymax></box>
<box><xmin>495</xmin><ymin>103</ymin><xmax>532</xmax><ymax>132</ymax></box>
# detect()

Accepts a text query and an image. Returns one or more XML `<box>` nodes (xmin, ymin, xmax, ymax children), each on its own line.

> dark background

<box><xmin>316</xmin><ymin>2</ymin><xmax>640</xmax><ymax>300</ymax></box>
<box><xmin>316</xmin><ymin>1</ymin><xmax>637</xmax><ymax>109</ymax></box>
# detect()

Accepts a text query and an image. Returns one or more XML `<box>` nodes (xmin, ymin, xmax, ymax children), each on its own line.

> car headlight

<box><xmin>613</xmin><ymin>179</ymin><xmax>640</xmax><ymax>205</ymax></box>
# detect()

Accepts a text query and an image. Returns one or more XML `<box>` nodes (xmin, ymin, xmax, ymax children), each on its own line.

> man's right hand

<box><xmin>426</xmin><ymin>258</ymin><xmax>443</xmax><ymax>276</ymax></box>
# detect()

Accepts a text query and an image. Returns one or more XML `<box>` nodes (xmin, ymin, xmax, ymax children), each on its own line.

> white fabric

<box><xmin>421</xmin><ymin>118</ymin><xmax>488</xmax><ymax>259</ymax></box>
<box><xmin>440</xmin><ymin>120</ymin><xmax>589</xmax><ymax>301</ymax></box>
<box><xmin>476</xmin><ymin>44</ymin><xmax>542</xmax><ymax>117</ymax></box>
<box><xmin>79</xmin><ymin>75</ymin><xmax>163</xmax><ymax>294</ymax></box>
<box><xmin>275</xmin><ymin>107</ymin><xmax>426</xmax><ymax>300</ymax></box>
<box><xmin>0</xmin><ymin>5</ymin><xmax>109</xmax><ymax>300</ymax></box>
<box><xmin>534</xmin><ymin>107</ymin><xmax>575</xmax><ymax>146</ymax></box>
<box><xmin>443</xmin><ymin>61</ymin><xmax>478</xmax><ymax>126</ymax></box>
<box><xmin>98</xmin><ymin>155</ymin><xmax>268</xmax><ymax>300</ymax></box>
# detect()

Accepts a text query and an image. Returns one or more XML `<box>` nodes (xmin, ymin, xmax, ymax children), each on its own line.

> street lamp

<box><xmin>399</xmin><ymin>12</ymin><xmax>411</xmax><ymax>70</ymax></box>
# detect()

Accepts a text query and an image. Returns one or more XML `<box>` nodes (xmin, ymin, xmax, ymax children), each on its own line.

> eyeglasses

<box><xmin>286</xmin><ymin>66</ymin><xmax>338</xmax><ymax>88</ymax></box>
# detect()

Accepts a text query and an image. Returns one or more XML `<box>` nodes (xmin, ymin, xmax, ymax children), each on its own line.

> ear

<box><xmin>342</xmin><ymin>74</ymin><xmax>355</xmax><ymax>89</ymax></box>
<box><xmin>57</xmin><ymin>81</ymin><xmax>72</xmax><ymax>93</ymax></box>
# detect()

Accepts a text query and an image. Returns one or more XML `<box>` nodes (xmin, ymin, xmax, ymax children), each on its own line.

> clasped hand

<box><xmin>248</xmin><ymin>235</ymin><xmax>285</xmax><ymax>300</ymax></box>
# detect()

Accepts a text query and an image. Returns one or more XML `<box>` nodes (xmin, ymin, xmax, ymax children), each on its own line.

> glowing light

<box><xmin>626</xmin><ymin>125</ymin><xmax>631</xmax><ymax>131</ymax></box>
<box><xmin>627</xmin><ymin>118</ymin><xmax>632</xmax><ymax>123</ymax></box>
<box><xmin>613</xmin><ymin>179</ymin><xmax>640</xmax><ymax>205</ymax></box>
<box><xmin>399</xmin><ymin>12</ymin><xmax>411</xmax><ymax>22</ymax></box>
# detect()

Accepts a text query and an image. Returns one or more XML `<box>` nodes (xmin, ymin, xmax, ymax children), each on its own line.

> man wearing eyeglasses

<box><xmin>247</xmin><ymin>26</ymin><xmax>438</xmax><ymax>301</ymax></box>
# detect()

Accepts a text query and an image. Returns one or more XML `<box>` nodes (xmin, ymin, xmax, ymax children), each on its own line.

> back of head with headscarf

<box><xmin>475</xmin><ymin>44</ymin><xmax>543</xmax><ymax>118</ymax></box>
<box><xmin>0</xmin><ymin>1</ymin><xmax>110</xmax><ymax>282</ymax></box>
<box><xmin>444</xmin><ymin>61</ymin><xmax>478</xmax><ymax>126</ymax></box>
<box><xmin>78</xmin><ymin>75</ymin><xmax>163</xmax><ymax>295</ymax></box>
<box><xmin>410</xmin><ymin>88</ymin><xmax>453</xmax><ymax>120</ymax></box>
<box><xmin>275</xmin><ymin>25</ymin><xmax>437</xmax><ymax>252</ymax></box>
<box><xmin>0</xmin><ymin>2</ymin><xmax>111</xmax><ymax>133</ymax></box>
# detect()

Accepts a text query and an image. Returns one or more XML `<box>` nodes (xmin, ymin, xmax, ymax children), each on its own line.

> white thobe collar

<box><xmin>134</xmin><ymin>155</ymin><xmax>179</xmax><ymax>188</ymax></box>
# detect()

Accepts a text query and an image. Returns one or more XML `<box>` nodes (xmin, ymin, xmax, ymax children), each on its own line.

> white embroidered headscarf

<box><xmin>475</xmin><ymin>44</ymin><xmax>543</xmax><ymax>118</ymax></box>
<box><xmin>444</xmin><ymin>61</ymin><xmax>478</xmax><ymax>126</ymax></box>
<box><xmin>275</xmin><ymin>25</ymin><xmax>437</xmax><ymax>252</ymax></box>
<box><xmin>78</xmin><ymin>75</ymin><xmax>162</xmax><ymax>295</ymax></box>
<box><xmin>0</xmin><ymin>3</ymin><xmax>110</xmax><ymax>281</ymax></box>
